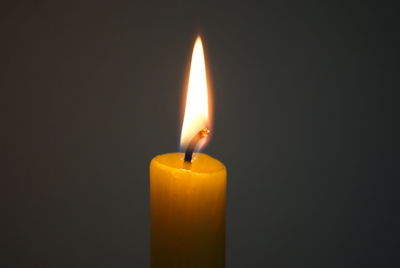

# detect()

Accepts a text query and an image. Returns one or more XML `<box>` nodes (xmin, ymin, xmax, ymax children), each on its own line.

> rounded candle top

<box><xmin>152</xmin><ymin>153</ymin><xmax>226</xmax><ymax>174</ymax></box>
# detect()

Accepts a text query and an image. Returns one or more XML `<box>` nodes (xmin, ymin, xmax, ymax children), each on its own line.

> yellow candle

<box><xmin>150</xmin><ymin>36</ymin><xmax>227</xmax><ymax>267</ymax></box>
<box><xmin>150</xmin><ymin>153</ymin><xmax>226</xmax><ymax>267</ymax></box>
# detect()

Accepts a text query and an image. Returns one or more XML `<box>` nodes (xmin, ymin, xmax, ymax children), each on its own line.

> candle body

<box><xmin>150</xmin><ymin>153</ymin><xmax>226</xmax><ymax>268</ymax></box>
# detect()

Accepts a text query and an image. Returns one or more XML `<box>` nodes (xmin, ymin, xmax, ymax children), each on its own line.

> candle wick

<box><xmin>184</xmin><ymin>128</ymin><xmax>210</xmax><ymax>163</ymax></box>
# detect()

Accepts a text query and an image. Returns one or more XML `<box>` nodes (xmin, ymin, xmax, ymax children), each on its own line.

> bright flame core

<box><xmin>180</xmin><ymin>36</ymin><xmax>210</xmax><ymax>151</ymax></box>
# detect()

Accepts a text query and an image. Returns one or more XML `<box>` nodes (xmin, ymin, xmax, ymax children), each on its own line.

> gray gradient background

<box><xmin>1</xmin><ymin>1</ymin><xmax>399</xmax><ymax>267</ymax></box>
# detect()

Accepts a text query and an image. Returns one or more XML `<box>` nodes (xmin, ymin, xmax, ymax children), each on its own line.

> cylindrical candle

<box><xmin>150</xmin><ymin>152</ymin><xmax>226</xmax><ymax>267</ymax></box>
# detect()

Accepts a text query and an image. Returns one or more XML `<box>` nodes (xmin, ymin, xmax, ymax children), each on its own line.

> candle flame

<box><xmin>180</xmin><ymin>36</ymin><xmax>211</xmax><ymax>152</ymax></box>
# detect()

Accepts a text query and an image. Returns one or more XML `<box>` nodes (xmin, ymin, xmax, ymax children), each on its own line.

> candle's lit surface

<box><xmin>150</xmin><ymin>153</ymin><xmax>226</xmax><ymax>267</ymax></box>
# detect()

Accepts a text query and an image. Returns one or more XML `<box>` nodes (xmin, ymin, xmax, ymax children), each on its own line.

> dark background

<box><xmin>1</xmin><ymin>1</ymin><xmax>399</xmax><ymax>267</ymax></box>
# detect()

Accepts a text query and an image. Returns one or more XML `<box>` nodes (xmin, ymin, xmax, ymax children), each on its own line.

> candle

<box><xmin>150</xmin><ymin>37</ymin><xmax>227</xmax><ymax>267</ymax></box>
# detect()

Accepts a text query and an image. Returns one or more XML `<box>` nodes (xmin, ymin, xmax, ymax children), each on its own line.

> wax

<box><xmin>150</xmin><ymin>152</ymin><xmax>226</xmax><ymax>267</ymax></box>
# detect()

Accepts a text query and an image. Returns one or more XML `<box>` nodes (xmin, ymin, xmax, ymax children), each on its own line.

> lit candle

<box><xmin>150</xmin><ymin>36</ymin><xmax>227</xmax><ymax>267</ymax></box>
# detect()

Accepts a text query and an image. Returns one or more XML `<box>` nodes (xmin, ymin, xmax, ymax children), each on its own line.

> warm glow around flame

<box><xmin>180</xmin><ymin>36</ymin><xmax>210</xmax><ymax>151</ymax></box>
